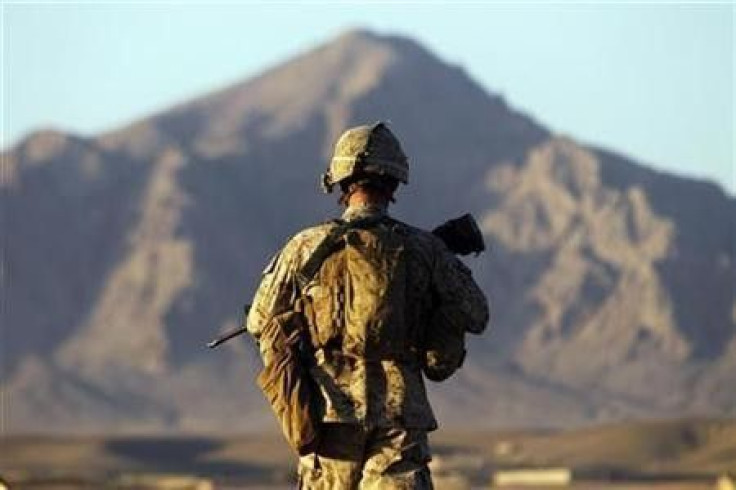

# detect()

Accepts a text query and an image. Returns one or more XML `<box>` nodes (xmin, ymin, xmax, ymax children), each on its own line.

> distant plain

<box><xmin>2</xmin><ymin>418</ymin><xmax>734</xmax><ymax>489</ymax></box>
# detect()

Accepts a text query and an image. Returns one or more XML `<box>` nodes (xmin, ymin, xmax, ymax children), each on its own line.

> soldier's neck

<box><xmin>343</xmin><ymin>192</ymin><xmax>389</xmax><ymax>221</ymax></box>
<box><xmin>346</xmin><ymin>190</ymin><xmax>389</xmax><ymax>209</ymax></box>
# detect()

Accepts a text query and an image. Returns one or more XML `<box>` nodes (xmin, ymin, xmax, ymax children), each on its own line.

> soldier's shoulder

<box><xmin>289</xmin><ymin>222</ymin><xmax>331</xmax><ymax>243</ymax></box>
<box><xmin>290</xmin><ymin>221</ymin><xmax>334</xmax><ymax>242</ymax></box>
<box><xmin>386</xmin><ymin>220</ymin><xmax>446</xmax><ymax>273</ymax></box>
<box><xmin>281</xmin><ymin>220</ymin><xmax>338</xmax><ymax>257</ymax></box>
<box><xmin>389</xmin><ymin>218</ymin><xmax>446</xmax><ymax>252</ymax></box>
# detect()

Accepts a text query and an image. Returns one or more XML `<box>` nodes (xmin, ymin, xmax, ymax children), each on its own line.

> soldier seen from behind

<box><xmin>246</xmin><ymin>122</ymin><xmax>489</xmax><ymax>489</ymax></box>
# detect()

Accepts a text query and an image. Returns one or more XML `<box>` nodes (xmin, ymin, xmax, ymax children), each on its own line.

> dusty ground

<box><xmin>2</xmin><ymin>418</ymin><xmax>734</xmax><ymax>489</ymax></box>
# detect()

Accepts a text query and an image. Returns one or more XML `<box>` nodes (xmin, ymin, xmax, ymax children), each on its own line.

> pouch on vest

<box><xmin>256</xmin><ymin>308</ymin><xmax>320</xmax><ymax>455</ymax></box>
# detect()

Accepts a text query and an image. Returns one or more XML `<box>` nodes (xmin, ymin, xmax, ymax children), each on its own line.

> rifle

<box><xmin>207</xmin><ymin>213</ymin><xmax>485</xmax><ymax>349</ymax></box>
<box><xmin>207</xmin><ymin>304</ymin><xmax>252</xmax><ymax>348</ymax></box>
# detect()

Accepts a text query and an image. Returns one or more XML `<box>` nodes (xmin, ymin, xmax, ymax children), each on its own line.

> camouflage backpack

<box><xmin>303</xmin><ymin>217</ymin><xmax>413</xmax><ymax>361</ymax></box>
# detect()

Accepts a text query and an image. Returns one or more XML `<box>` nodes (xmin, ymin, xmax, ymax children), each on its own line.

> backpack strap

<box><xmin>295</xmin><ymin>216</ymin><xmax>383</xmax><ymax>291</ymax></box>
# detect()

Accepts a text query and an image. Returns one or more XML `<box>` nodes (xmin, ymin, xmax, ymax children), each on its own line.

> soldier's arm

<box><xmin>423</xmin><ymin>241</ymin><xmax>489</xmax><ymax>381</ymax></box>
<box><xmin>433</xmin><ymin>246</ymin><xmax>489</xmax><ymax>335</ymax></box>
<box><xmin>246</xmin><ymin>241</ymin><xmax>300</xmax><ymax>350</ymax></box>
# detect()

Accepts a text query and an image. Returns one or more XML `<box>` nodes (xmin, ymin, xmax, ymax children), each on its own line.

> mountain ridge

<box><xmin>3</xmin><ymin>29</ymin><xmax>734</xmax><ymax>433</ymax></box>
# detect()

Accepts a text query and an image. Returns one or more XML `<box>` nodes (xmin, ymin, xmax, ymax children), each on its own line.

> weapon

<box><xmin>431</xmin><ymin>213</ymin><xmax>485</xmax><ymax>256</ymax></box>
<box><xmin>208</xmin><ymin>304</ymin><xmax>251</xmax><ymax>349</ymax></box>
<box><xmin>207</xmin><ymin>317</ymin><xmax>250</xmax><ymax>348</ymax></box>
<box><xmin>207</xmin><ymin>213</ymin><xmax>486</xmax><ymax>349</ymax></box>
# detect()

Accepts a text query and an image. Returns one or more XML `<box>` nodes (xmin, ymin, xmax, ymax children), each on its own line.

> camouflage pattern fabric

<box><xmin>297</xmin><ymin>423</ymin><xmax>433</xmax><ymax>490</ymax></box>
<box><xmin>247</xmin><ymin>203</ymin><xmax>489</xmax><ymax>430</ymax></box>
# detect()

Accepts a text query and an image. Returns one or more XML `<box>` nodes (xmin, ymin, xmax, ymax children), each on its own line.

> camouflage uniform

<box><xmin>247</xmin><ymin>203</ymin><xmax>489</xmax><ymax>489</ymax></box>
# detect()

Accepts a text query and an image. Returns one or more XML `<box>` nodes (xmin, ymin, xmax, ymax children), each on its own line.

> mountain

<box><xmin>3</xmin><ymin>29</ymin><xmax>734</xmax><ymax>433</ymax></box>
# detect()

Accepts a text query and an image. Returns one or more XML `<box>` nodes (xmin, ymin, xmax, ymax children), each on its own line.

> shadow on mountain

<box><xmin>596</xmin><ymin>147</ymin><xmax>736</xmax><ymax>358</ymax></box>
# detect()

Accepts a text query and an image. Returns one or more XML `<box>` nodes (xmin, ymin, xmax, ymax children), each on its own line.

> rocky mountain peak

<box><xmin>3</xmin><ymin>30</ymin><xmax>734</xmax><ymax>433</ymax></box>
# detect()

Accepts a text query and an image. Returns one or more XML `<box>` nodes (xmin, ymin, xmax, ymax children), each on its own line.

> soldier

<box><xmin>246</xmin><ymin>122</ymin><xmax>489</xmax><ymax>489</ymax></box>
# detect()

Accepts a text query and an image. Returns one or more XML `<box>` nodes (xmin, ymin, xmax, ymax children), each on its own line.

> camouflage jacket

<box><xmin>247</xmin><ymin>204</ymin><xmax>489</xmax><ymax>430</ymax></box>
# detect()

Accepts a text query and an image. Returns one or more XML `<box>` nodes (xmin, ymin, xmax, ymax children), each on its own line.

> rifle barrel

<box><xmin>207</xmin><ymin>326</ymin><xmax>248</xmax><ymax>349</ymax></box>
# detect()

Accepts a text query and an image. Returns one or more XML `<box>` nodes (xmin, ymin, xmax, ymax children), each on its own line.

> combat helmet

<box><xmin>321</xmin><ymin>122</ymin><xmax>409</xmax><ymax>193</ymax></box>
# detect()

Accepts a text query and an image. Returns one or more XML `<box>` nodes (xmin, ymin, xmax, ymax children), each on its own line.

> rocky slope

<box><xmin>2</xmin><ymin>29</ymin><xmax>734</xmax><ymax>433</ymax></box>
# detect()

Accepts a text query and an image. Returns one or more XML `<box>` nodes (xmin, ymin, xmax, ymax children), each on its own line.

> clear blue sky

<box><xmin>3</xmin><ymin>3</ymin><xmax>733</xmax><ymax>194</ymax></box>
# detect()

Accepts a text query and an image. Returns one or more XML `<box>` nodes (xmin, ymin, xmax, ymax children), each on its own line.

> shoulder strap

<box><xmin>294</xmin><ymin>215</ymin><xmax>383</xmax><ymax>291</ymax></box>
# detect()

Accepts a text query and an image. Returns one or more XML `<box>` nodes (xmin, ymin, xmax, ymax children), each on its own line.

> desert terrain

<box><xmin>2</xmin><ymin>418</ymin><xmax>734</xmax><ymax>489</ymax></box>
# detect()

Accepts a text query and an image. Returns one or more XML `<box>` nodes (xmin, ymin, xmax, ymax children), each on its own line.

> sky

<box><xmin>2</xmin><ymin>3</ymin><xmax>734</xmax><ymax>194</ymax></box>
